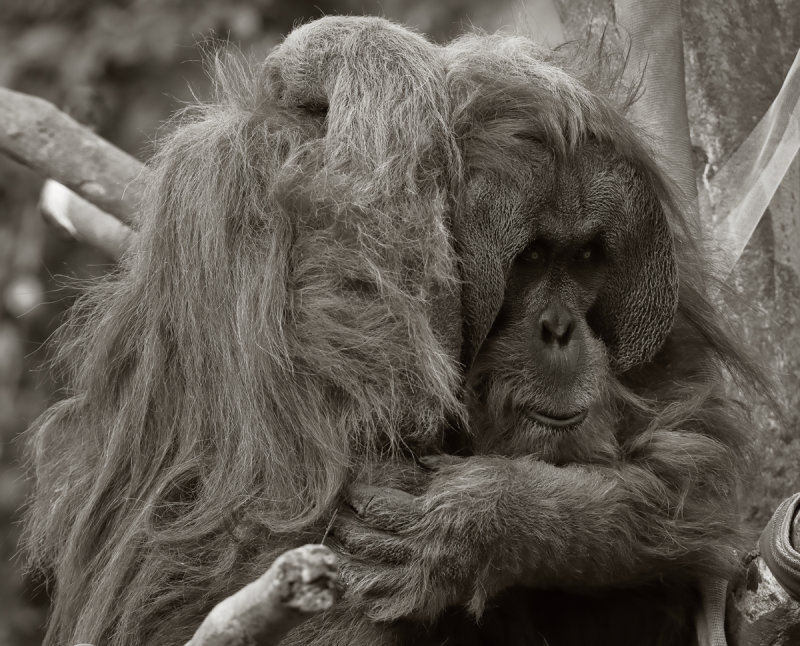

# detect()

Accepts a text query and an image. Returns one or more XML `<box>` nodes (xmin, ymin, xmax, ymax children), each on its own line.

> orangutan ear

<box><xmin>589</xmin><ymin>179</ymin><xmax>679</xmax><ymax>373</ymax></box>
<box><xmin>454</xmin><ymin>174</ymin><xmax>535</xmax><ymax>366</ymax></box>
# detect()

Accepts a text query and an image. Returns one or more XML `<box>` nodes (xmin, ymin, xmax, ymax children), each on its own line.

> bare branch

<box><xmin>40</xmin><ymin>180</ymin><xmax>133</xmax><ymax>260</ymax></box>
<box><xmin>0</xmin><ymin>86</ymin><xmax>148</xmax><ymax>226</ymax></box>
<box><xmin>185</xmin><ymin>545</ymin><xmax>340</xmax><ymax>646</ymax></box>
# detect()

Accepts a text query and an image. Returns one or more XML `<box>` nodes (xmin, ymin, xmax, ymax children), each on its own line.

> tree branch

<box><xmin>0</xmin><ymin>86</ymin><xmax>148</xmax><ymax>226</ymax></box>
<box><xmin>185</xmin><ymin>545</ymin><xmax>340</xmax><ymax>646</ymax></box>
<box><xmin>39</xmin><ymin>179</ymin><xmax>133</xmax><ymax>260</ymax></box>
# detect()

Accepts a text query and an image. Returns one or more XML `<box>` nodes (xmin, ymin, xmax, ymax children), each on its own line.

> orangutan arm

<box><xmin>333</xmin><ymin>428</ymin><xmax>741</xmax><ymax>622</ymax></box>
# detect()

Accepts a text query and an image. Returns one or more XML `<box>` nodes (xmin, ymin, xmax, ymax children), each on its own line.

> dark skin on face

<box><xmin>467</xmin><ymin>146</ymin><xmax>626</xmax><ymax>459</ymax></box>
<box><xmin>478</xmin><ymin>234</ymin><xmax>608</xmax><ymax>444</ymax></box>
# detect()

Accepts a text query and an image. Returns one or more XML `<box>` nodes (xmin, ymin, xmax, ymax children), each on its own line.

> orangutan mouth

<box><xmin>527</xmin><ymin>408</ymin><xmax>589</xmax><ymax>429</ymax></box>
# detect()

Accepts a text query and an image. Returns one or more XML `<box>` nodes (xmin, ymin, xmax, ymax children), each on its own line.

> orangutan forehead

<box><xmin>551</xmin><ymin>148</ymin><xmax>635</xmax><ymax>228</ymax></box>
<box><xmin>447</xmin><ymin>37</ymin><xmax>658</xmax><ymax>205</ymax></box>
<box><xmin>481</xmin><ymin>141</ymin><xmax>637</xmax><ymax>236</ymax></box>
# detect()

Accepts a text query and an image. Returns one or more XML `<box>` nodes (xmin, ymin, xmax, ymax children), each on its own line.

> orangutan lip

<box><xmin>527</xmin><ymin>409</ymin><xmax>588</xmax><ymax>429</ymax></box>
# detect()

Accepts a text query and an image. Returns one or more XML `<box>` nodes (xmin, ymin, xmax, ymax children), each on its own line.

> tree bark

<box><xmin>0</xmin><ymin>86</ymin><xmax>148</xmax><ymax>226</ymax></box>
<box><xmin>185</xmin><ymin>545</ymin><xmax>339</xmax><ymax>646</ymax></box>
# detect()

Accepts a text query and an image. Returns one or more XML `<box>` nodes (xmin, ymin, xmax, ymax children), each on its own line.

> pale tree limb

<box><xmin>708</xmin><ymin>48</ymin><xmax>800</xmax><ymax>278</ymax></box>
<box><xmin>0</xmin><ymin>86</ymin><xmax>148</xmax><ymax>226</ymax></box>
<box><xmin>185</xmin><ymin>545</ymin><xmax>340</xmax><ymax>646</ymax></box>
<box><xmin>613</xmin><ymin>0</ymin><xmax>699</xmax><ymax>218</ymax></box>
<box><xmin>40</xmin><ymin>180</ymin><xmax>133</xmax><ymax>260</ymax></box>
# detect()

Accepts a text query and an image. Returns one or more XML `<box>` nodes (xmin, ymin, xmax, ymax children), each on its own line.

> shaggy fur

<box><xmin>24</xmin><ymin>16</ymin><xmax>763</xmax><ymax>646</ymax></box>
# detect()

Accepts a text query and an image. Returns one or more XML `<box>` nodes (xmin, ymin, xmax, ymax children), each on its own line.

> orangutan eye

<box><xmin>575</xmin><ymin>240</ymin><xmax>603</xmax><ymax>264</ymax></box>
<box><xmin>526</xmin><ymin>241</ymin><xmax>547</xmax><ymax>263</ymax></box>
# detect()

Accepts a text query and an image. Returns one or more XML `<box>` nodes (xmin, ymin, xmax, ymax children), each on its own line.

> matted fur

<box><xmin>23</xmin><ymin>16</ymin><xmax>764</xmax><ymax>646</ymax></box>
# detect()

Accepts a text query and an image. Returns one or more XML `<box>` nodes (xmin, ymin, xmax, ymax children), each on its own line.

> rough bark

<box><xmin>185</xmin><ymin>545</ymin><xmax>339</xmax><ymax>646</ymax></box>
<box><xmin>0</xmin><ymin>86</ymin><xmax>148</xmax><ymax>226</ymax></box>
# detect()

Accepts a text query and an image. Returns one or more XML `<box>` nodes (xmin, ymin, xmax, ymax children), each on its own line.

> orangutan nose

<box><xmin>539</xmin><ymin>304</ymin><xmax>575</xmax><ymax>348</ymax></box>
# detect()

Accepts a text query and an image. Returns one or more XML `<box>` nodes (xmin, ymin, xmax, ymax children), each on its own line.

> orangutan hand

<box><xmin>332</xmin><ymin>454</ymin><xmax>512</xmax><ymax>622</ymax></box>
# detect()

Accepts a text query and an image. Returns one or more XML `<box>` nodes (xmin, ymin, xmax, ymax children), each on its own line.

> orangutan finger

<box><xmin>345</xmin><ymin>484</ymin><xmax>420</xmax><ymax>531</ymax></box>
<box><xmin>332</xmin><ymin>512</ymin><xmax>413</xmax><ymax>564</ymax></box>
<box><xmin>417</xmin><ymin>453</ymin><xmax>465</xmax><ymax>471</ymax></box>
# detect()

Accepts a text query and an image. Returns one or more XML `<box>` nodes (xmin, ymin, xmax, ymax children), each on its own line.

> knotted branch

<box><xmin>185</xmin><ymin>545</ymin><xmax>340</xmax><ymax>646</ymax></box>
